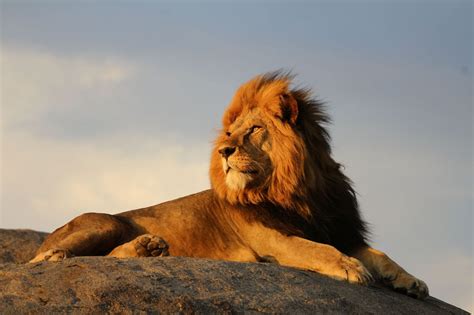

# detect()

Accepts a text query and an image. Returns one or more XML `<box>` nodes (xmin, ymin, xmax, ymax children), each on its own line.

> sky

<box><xmin>0</xmin><ymin>1</ymin><xmax>472</xmax><ymax>311</ymax></box>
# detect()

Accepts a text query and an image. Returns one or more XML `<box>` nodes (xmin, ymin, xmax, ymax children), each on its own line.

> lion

<box><xmin>30</xmin><ymin>71</ymin><xmax>429</xmax><ymax>299</ymax></box>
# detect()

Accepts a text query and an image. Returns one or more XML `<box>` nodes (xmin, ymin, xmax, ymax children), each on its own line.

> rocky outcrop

<box><xmin>0</xmin><ymin>229</ymin><xmax>48</xmax><ymax>264</ymax></box>
<box><xmin>0</xmin><ymin>229</ymin><xmax>468</xmax><ymax>314</ymax></box>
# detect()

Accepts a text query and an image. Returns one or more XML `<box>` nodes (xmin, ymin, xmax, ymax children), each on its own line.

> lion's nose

<box><xmin>218</xmin><ymin>146</ymin><xmax>236</xmax><ymax>159</ymax></box>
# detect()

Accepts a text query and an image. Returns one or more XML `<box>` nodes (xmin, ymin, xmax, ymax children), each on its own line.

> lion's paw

<box><xmin>133</xmin><ymin>234</ymin><xmax>169</xmax><ymax>257</ymax></box>
<box><xmin>330</xmin><ymin>255</ymin><xmax>373</xmax><ymax>285</ymax></box>
<box><xmin>389</xmin><ymin>272</ymin><xmax>429</xmax><ymax>299</ymax></box>
<box><xmin>30</xmin><ymin>248</ymin><xmax>73</xmax><ymax>263</ymax></box>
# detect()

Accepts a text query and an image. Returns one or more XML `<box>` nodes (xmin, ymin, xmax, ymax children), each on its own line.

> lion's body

<box><xmin>31</xmin><ymin>72</ymin><xmax>429</xmax><ymax>299</ymax></box>
<box><xmin>37</xmin><ymin>188</ymin><xmax>363</xmax><ymax>262</ymax></box>
<box><xmin>37</xmin><ymin>190</ymin><xmax>257</xmax><ymax>261</ymax></box>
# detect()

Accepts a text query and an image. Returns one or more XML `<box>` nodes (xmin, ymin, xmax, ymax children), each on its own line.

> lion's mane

<box><xmin>210</xmin><ymin>71</ymin><xmax>369</xmax><ymax>253</ymax></box>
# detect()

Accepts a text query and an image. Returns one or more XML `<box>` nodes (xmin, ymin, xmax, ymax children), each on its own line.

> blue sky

<box><xmin>1</xmin><ymin>1</ymin><xmax>472</xmax><ymax>311</ymax></box>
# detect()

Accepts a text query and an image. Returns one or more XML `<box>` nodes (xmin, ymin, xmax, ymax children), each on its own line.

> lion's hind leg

<box><xmin>29</xmin><ymin>248</ymin><xmax>73</xmax><ymax>263</ymax></box>
<box><xmin>352</xmin><ymin>246</ymin><xmax>429</xmax><ymax>299</ymax></box>
<box><xmin>30</xmin><ymin>213</ymin><xmax>135</xmax><ymax>263</ymax></box>
<box><xmin>107</xmin><ymin>234</ymin><xmax>170</xmax><ymax>258</ymax></box>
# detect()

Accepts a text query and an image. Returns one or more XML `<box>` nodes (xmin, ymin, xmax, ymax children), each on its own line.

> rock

<box><xmin>0</xmin><ymin>229</ymin><xmax>468</xmax><ymax>314</ymax></box>
<box><xmin>0</xmin><ymin>229</ymin><xmax>48</xmax><ymax>264</ymax></box>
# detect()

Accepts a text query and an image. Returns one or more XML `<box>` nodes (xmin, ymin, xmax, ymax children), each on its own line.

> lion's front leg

<box><xmin>352</xmin><ymin>246</ymin><xmax>429</xmax><ymax>299</ymax></box>
<box><xmin>107</xmin><ymin>234</ymin><xmax>170</xmax><ymax>258</ymax></box>
<box><xmin>249</xmin><ymin>230</ymin><xmax>373</xmax><ymax>285</ymax></box>
<box><xmin>281</xmin><ymin>238</ymin><xmax>373</xmax><ymax>285</ymax></box>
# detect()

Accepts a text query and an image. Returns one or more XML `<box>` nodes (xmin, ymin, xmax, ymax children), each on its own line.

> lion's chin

<box><xmin>225</xmin><ymin>169</ymin><xmax>253</xmax><ymax>191</ymax></box>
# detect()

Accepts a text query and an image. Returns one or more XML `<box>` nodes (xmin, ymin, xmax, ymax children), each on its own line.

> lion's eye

<box><xmin>225</xmin><ymin>131</ymin><xmax>231</xmax><ymax>137</ymax></box>
<box><xmin>250</xmin><ymin>126</ymin><xmax>262</xmax><ymax>133</ymax></box>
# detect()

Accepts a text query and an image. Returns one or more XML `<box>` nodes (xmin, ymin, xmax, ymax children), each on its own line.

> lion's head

<box><xmin>210</xmin><ymin>71</ymin><xmax>339</xmax><ymax>218</ymax></box>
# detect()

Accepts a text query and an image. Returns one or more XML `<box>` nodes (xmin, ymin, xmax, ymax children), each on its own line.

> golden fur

<box><xmin>30</xmin><ymin>72</ymin><xmax>429</xmax><ymax>299</ymax></box>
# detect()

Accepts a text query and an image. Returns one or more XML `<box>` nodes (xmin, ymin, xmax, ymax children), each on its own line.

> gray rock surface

<box><xmin>0</xmin><ymin>229</ymin><xmax>48</xmax><ymax>264</ymax></box>
<box><xmin>0</xmin><ymin>229</ymin><xmax>468</xmax><ymax>314</ymax></box>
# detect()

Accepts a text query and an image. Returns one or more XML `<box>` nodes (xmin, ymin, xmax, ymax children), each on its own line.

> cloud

<box><xmin>1</xmin><ymin>48</ymin><xmax>136</xmax><ymax>128</ymax></box>
<box><xmin>1</xmin><ymin>131</ymin><xmax>210</xmax><ymax>232</ymax></box>
<box><xmin>0</xmin><ymin>46</ymin><xmax>229</xmax><ymax>142</ymax></box>
<box><xmin>0</xmin><ymin>47</ymin><xmax>213</xmax><ymax>232</ymax></box>
<box><xmin>0</xmin><ymin>48</ymin><xmax>169</xmax><ymax>232</ymax></box>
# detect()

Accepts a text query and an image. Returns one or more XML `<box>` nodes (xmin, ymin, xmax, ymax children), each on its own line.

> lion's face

<box><xmin>216</xmin><ymin>108</ymin><xmax>273</xmax><ymax>191</ymax></box>
<box><xmin>210</xmin><ymin>74</ymin><xmax>311</xmax><ymax>209</ymax></box>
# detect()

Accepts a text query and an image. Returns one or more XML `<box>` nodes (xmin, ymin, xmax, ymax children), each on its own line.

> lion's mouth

<box><xmin>226</xmin><ymin>167</ymin><xmax>258</xmax><ymax>175</ymax></box>
<box><xmin>223</xmin><ymin>163</ymin><xmax>259</xmax><ymax>191</ymax></box>
<box><xmin>224</xmin><ymin>163</ymin><xmax>258</xmax><ymax>175</ymax></box>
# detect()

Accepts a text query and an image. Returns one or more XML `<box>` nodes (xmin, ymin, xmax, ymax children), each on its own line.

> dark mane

<box><xmin>259</xmin><ymin>71</ymin><xmax>370</xmax><ymax>253</ymax></box>
<box><xmin>292</xmin><ymin>75</ymin><xmax>369</xmax><ymax>253</ymax></box>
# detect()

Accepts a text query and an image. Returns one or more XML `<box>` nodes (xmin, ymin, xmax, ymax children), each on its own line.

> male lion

<box><xmin>31</xmin><ymin>72</ymin><xmax>428</xmax><ymax>299</ymax></box>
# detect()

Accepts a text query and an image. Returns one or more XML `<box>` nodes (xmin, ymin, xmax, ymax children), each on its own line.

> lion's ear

<box><xmin>278</xmin><ymin>93</ymin><xmax>299</xmax><ymax>124</ymax></box>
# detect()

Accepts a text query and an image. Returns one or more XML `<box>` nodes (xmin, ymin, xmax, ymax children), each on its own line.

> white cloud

<box><xmin>0</xmin><ymin>48</ymin><xmax>136</xmax><ymax>127</ymax></box>
<box><xmin>0</xmin><ymin>47</ymin><xmax>213</xmax><ymax>232</ymax></box>
<box><xmin>1</xmin><ymin>131</ymin><xmax>210</xmax><ymax>232</ymax></box>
